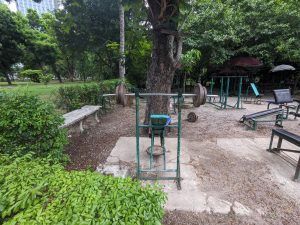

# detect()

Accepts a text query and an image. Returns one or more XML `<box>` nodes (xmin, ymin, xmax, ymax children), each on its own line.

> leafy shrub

<box><xmin>0</xmin><ymin>154</ymin><xmax>166</xmax><ymax>224</ymax></box>
<box><xmin>57</xmin><ymin>79</ymin><xmax>120</xmax><ymax>112</ymax></box>
<box><xmin>20</xmin><ymin>69</ymin><xmax>43</xmax><ymax>83</ymax></box>
<box><xmin>0</xmin><ymin>76</ymin><xmax>6</xmax><ymax>82</ymax></box>
<box><xmin>40</xmin><ymin>73</ymin><xmax>53</xmax><ymax>85</ymax></box>
<box><xmin>0</xmin><ymin>93</ymin><xmax>68</xmax><ymax>161</ymax></box>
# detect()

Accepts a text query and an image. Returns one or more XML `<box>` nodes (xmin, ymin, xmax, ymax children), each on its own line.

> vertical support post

<box><xmin>176</xmin><ymin>92</ymin><xmax>182</xmax><ymax>190</ymax></box>
<box><xmin>294</xmin><ymin>156</ymin><xmax>300</xmax><ymax>181</ymax></box>
<box><xmin>79</xmin><ymin>121</ymin><xmax>84</xmax><ymax>133</ymax></box>
<box><xmin>150</xmin><ymin>129</ymin><xmax>154</xmax><ymax>169</ymax></box>
<box><xmin>268</xmin><ymin>130</ymin><xmax>274</xmax><ymax>151</ymax></box>
<box><xmin>220</xmin><ymin>77</ymin><xmax>224</xmax><ymax>104</ymax></box>
<box><xmin>237</xmin><ymin>77</ymin><xmax>243</xmax><ymax>108</ymax></box>
<box><xmin>209</xmin><ymin>77</ymin><xmax>214</xmax><ymax>103</ymax></box>
<box><xmin>277</xmin><ymin>137</ymin><xmax>283</xmax><ymax>150</ymax></box>
<box><xmin>135</xmin><ymin>91</ymin><xmax>140</xmax><ymax>179</ymax></box>
<box><xmin>162</xmin><ymin>129</ymin><xmax>166</xmax><ymax>170</ymax></box>
<box><xmin>224</xmin><ymin>77</ymin><xmax>230</xmax><ymax>109</ymax></box>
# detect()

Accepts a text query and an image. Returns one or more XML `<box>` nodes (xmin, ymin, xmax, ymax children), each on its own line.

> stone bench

<box><xmin>60</xmin><ymin>105</ymin><xmax>101</xmax><ymax>133</ymax></box>
<box><xmin>267</xmin><ymin>128</ymin><xmax>300</xmax><ymax>181</ymax></box>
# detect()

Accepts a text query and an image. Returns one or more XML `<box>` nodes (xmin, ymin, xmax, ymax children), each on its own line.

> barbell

<box><xmin>102</xmin><ymin>83</ymin><xmax>212</xmax><ymax>107</ymax></box>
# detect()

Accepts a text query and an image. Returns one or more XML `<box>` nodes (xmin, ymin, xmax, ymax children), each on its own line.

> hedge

<box><xmin>0</xmin><ymin>93</ymin><xmax>68</xmax><ymax>162</ymax></box>
<box><xmin>0</xmin><ymin>154</ymin><xmax>166</xmax><ymax>225</ymax></box>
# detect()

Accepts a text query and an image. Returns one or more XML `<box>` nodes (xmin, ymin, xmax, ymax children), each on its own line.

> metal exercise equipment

<box><xmin>240</xmin><ymin>108</ymin><xmax>284</xmax><ymax>130</ymax></box>
<box><xmin>268</xmin><ymin>128</ymin><xmax>300</xmax><ymax>182</ymax></box>
<box><xmin>100</xmin><ymin>84</ymin><xmax>208</xmax><ymax>190</ymax></box>
<box><xmin>187</xmin><ymin>112</ymin><xmax>198</xmax><ymax>122</ymax></box>
<box><xmin>266</xmin><ymin>89</ymin><xmax>300</xmax><ymax>120</ymax></box>
<box><xmin>208</xmin><ymin>76</ymin><xmax>247</xmax><ymax>109</ymax></box>
<box><xmin>135</xmin><ymin>91</ymin><xmax>183</xmax><ymax>189</ymax></box>
<box><xmin>101</xmin><ymin>83</ymin><xmax>209</xmax><ymax>108</ymax></box>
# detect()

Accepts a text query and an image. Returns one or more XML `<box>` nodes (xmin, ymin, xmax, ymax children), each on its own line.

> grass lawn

<box><xmin>0</xmin><ymin>80</ymin><xmax>97</xmax><ymax>101</ymax></box>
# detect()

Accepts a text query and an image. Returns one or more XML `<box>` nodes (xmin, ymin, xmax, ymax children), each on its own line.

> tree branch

<box><xmin>158</xmin><ymin>0</ymin><xmax>167</xmax><ymax>21</ymax></box>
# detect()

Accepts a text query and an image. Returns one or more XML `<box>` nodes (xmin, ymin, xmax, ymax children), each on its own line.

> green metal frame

<box><xmin>243</xmin><ymin>111</ymin><xmax>284</xmax><ymax>130</ymax></box>
<box><xmin>208</xmin><ymin>76</ymin><xmax>246</xmax><ymax>109</ymax></box>
<box><xmin>135</xmin><ymin>91</ymin><xmax>182</xmax><ymax>190</ymax></box>
<box><xmin>268</xmin><ymin>129</ymin><xmax>300</xmax><ymax>181</ymax></box>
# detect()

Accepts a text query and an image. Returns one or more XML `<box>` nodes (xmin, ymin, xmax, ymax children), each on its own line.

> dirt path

<box><xmin>64</xmin><ymin>99</ymin><xmax>300</xmax><ymax>224</ymax></box>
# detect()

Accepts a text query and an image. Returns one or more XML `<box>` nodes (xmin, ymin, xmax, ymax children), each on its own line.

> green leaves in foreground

<box><xmin>0</xmin><ymin>154</ymin><xmax>166</xmax><ymax>225</ymax></box>
<box><xmin>0</xmin><ymin>93</ymin><xmax>68</xmax><ymax>162</ymax></box>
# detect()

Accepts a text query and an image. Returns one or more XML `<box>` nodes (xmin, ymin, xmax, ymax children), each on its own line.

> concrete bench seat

<box><xmin>268</xmin><ymin>128</ymin><xmax>300</xmax><ymax>181</ymax></box>
<box><xmin>60</xmin><ymin>105</ymin><xmax>101</xmax><ymax>133</ymax></box>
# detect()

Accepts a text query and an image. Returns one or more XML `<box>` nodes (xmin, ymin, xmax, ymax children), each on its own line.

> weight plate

<box><xmin>187</xmin><ymin>112</ymin><xmax>198</xmax><ymax>122</ymax></box>
<box><xmin>193</xmin><ymin>83</ymin><xmax>202</xmax><ymax>107</ymax></box>
<box><xmin>201</xmin><ymin>85</ymin><xmax>207</xmax><ymax>105</ymax></box>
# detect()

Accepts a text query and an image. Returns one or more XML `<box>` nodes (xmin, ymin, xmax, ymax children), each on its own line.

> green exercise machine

<box><xmin>208</xmin><ymin>76</ymin><xmax>247</xmax><ymax>109</ymax></box>
<box><xmin>134</xmin><ymin>91</ymin><xmax>183</xmax><ymax>190</ymax></box>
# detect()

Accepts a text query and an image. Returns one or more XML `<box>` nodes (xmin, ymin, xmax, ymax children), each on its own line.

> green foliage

<box><xmin>0</xmin><ymin>154</ymin><xmax>166</xmax><ymax>224</ymax></box>
<box><xmin>40</xmin><ymin>73</ymin><xmax>53</xmax><ymax>85</ymax></box>
<box><xmin>0</xmin><ymin>93</ymin><xmax>67</xmax><ymax>161</ymax></box>
<box><xmin>20</xmin><ymin>69</ymin><xmax>43</xmax><ymax>83</ymax></box>
<box><xmin>181</xmin><ymin>49</ymin><xmax>201</xmax><ymax>73</ymax></box>
<box><xmin>0</xmin><ymin>4</ymin><xmax>25</xmax><ymax>83</ymax></box>
<box><xmin>183</xmin><ymin>0</ymin><xmax>300</xmax><ymax>68</ymax></box>
<box><xmin>56</xmin><ymin>80</ymin><xmax>119</xmax><ymax>111</ymax></box>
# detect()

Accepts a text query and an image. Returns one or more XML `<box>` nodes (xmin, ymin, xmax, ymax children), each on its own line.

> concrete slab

<box><xmin>217</xmin><ymin>137</ymin><xmax>300</xmax><ymax>199</ymax></box>
<box><xmin>98</xmin><ymin>137</ymin><xmax>255</xmax><ymax>215</ymax></box>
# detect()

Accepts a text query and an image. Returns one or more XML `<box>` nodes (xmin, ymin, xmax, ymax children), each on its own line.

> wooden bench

<box><xmin>60</xmin><ymin>105</ymin><xmax>101</xmax><ymax>133</ymax></box>
<box><xmin>267</xmin><ymin>128</ymin><xmax>300</xmax><ymax>182</ymax></box>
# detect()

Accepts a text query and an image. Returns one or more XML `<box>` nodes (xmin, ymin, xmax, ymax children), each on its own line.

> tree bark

<box><xmin>4</xmin><ymin>72</ymin><xmax>12</xmax><ymax>85</ymax></box>
<box><xmin>119</xmin><ymin>0</ymin><xmax>125</xmax><ymax>79</ymax></box>
<box><xmin>144</xmin><ymin>0</ymin><xmax>182</xmax><ymax>124</ymax></box>
<box><xmin>51</xmin><ymin>63</ymin><xmax>63</xmax><ymax>83</ymax></box>
<box><xmin>144</xmin><ymin>29</ymin><xmax>182</xmax><ymax>123</ymax></box>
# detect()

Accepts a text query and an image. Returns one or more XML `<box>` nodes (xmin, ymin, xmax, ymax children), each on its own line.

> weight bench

<box><xmin>60</xmin><ymin>105</ymin><xmax>101</xmax><ymax>133</ymax></box>
<box><xmin>240</xmin><ymin>108</ymin><xmax>284</xmax><ymax>130</ymax></box>
<box><xmin>267</xmin><ymin>128</ymin><xmax>300</xmax><ymax>182</ymax></box>
<box><xmin>266</xmin><ymin>89</ymin><xmax>300</xmax><ymax>119</ymax></box>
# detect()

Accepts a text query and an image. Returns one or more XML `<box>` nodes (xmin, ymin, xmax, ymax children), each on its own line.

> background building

<box><xmin>16</xmin><ymin>0</ymin><xmax>59</xmax><ymax>15</ymax></box>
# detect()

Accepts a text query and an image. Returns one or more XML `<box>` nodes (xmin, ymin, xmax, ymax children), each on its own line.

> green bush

<box><xmin>40</xmin><ymin>73</ymin><xmax>53</xmax><ymax>85</ymax></box>
<box><xmin>0</xmin><ymin>93</ymin><xmax>68</xmax><ymax>161</ymax></box>
<box><xmin>57</xmin><ymin>79</ymin><xmax>120</xmax><ymax>112</ymax></box>
<box><xmin>20</xmin><ymin>69</ymin><xmax>43</xmax><ymax>83</ymax></box>
<box><xmin>0</xmin><ymin>154</ymin><xmax>166</xmax><ymax>224</ymax></box>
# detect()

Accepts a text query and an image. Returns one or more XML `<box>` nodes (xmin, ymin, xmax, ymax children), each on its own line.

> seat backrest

<box><xmin>273</xmin><ymin>89</ymin><xmax>293</xmax><ymax>104</ymax></box>
<box><xmin>250</xmin><ymin>83</ymin><xmax>260</xmax><ymax>97</ymax></box>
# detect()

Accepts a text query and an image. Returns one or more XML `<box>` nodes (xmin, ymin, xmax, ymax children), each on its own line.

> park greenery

<box><xmin>1</xmin><ymin>0</ymin><xmax>300</xmax><ymax>223</ymax></box>
<box><xmin>1</xmin><ymin>0</ymin><xmax>299</xmax><ymax>87</ymax></box>
<box><xmin>0</xmin><ymin>153</ymin><xmax>166</xmax><ymax>224</ymax></box>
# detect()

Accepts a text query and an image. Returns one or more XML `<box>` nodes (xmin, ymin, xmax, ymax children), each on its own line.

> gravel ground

<box><xmin>64</xmin><ymin>97</ymin><xmax>300</xmax><ymax>224</ymax></box>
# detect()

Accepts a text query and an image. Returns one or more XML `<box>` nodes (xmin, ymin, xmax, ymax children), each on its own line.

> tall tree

<box><xmin>144</xmin><ymin>0</ymin><xmax>183</xmax><ymax>122</ymax></box>
<box><xmin>0</xmin><ymin>4</ymin><xmax>24</xmax><ymax>85</ymax></box>
<box><xmin>119</xmin><ymin>0</ymin><xmax>125</xmax><ymax>79</ymax></box>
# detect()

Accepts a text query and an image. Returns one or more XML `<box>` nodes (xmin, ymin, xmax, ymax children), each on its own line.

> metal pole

<box><xmin>224</xmin><ymin>77</ymin><xmax>230</xmax><ymax>109</ymax></box>
<box><xmin>135</xmin><ymin>90</ymin><xmax>140</xmax><ymax>179</ymax></box>
<box><xmin>220</xmin><ymin>77</ymin><xmax>224</xmax><ymax>104</ymax></box>
<box><xmin>209</xmin><ymin>77</ymin><xmax>214</xmax><ymax>103</ymax></box>
<box><xmin>237</xmin><ymin>77</ymin><xmax>243</xmax><ymax>108</ymax></box>
<box><xmin>176</xmin><ymin>92</ymin><xmax>182</xmax><ymax>190</ymax></box>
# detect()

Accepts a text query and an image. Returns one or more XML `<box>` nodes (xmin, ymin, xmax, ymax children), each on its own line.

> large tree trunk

<box><xmin>51</xmin><ymin>64</ymin><xmax>63</xmax><ymax>83</ymax></box>
<box><xmin>119</xmin><ymin>0</ymin><xmax>125</xmax><ymax>79</ymax></box>
<box><xmin>4</xmin><ymin>72</ymin><xmax>12</xmax><ymax>85</ymax></box>
<box><xmin>145</xmin><ymin>0</ymin><xmax>182</xmax><ymax>123</ymax></box>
